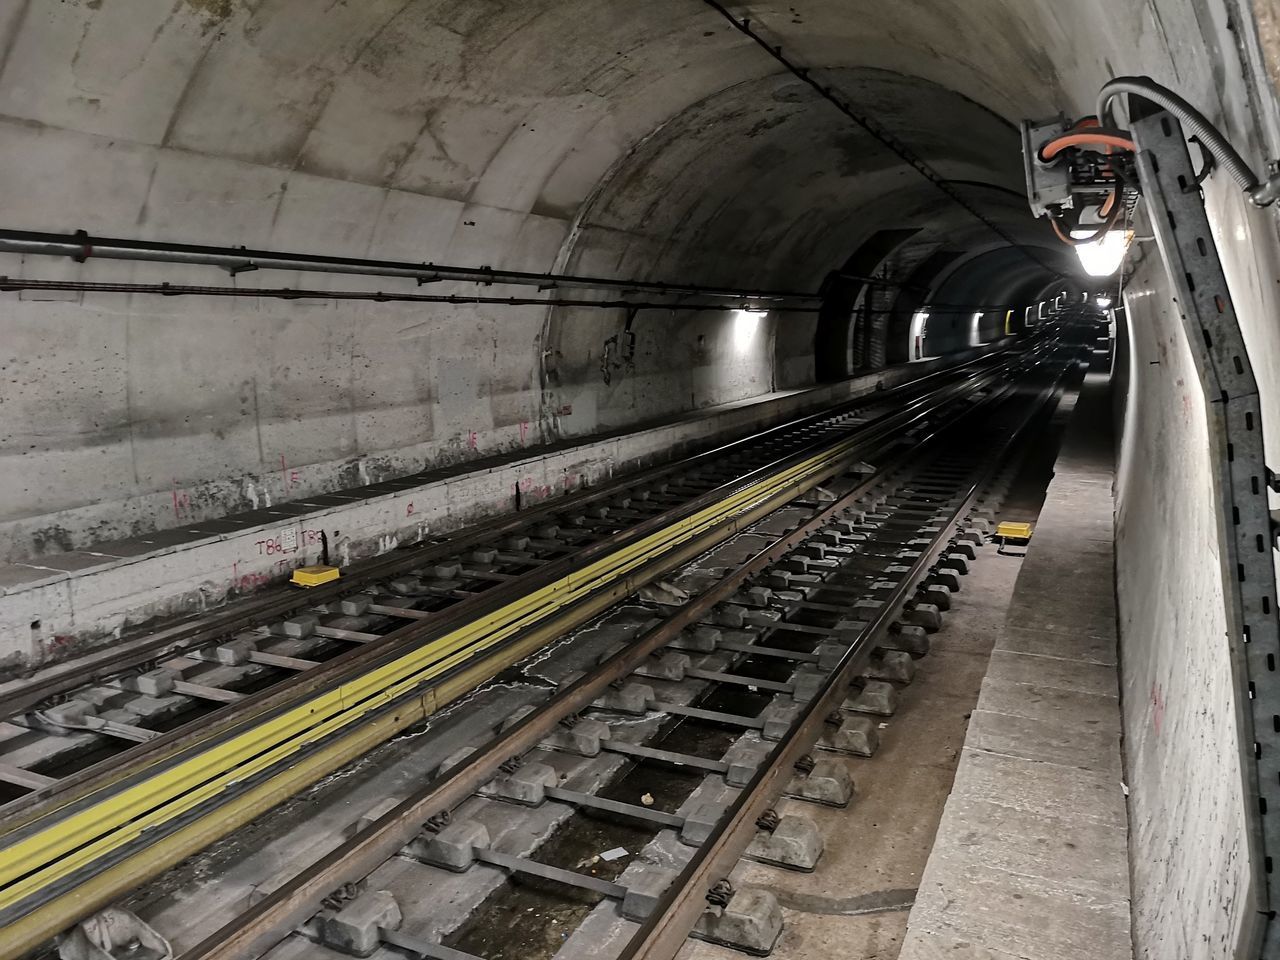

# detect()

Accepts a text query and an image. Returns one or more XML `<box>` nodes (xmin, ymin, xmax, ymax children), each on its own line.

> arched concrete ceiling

<box><xmin>0</xmin><ymin>0</ymin><xmax>1117</xmax><ymax>290</ymax></box>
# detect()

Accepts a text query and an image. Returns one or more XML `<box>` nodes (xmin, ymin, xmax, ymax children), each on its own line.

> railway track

<box><xmin>0</xmin><ymin>337</ymin><xmax>1075</xmax><ymax>959</ymax></box>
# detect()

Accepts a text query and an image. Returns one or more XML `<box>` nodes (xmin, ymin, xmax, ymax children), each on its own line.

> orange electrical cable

<box><xmin>1039</xmin><ymin>131</ymin><xmax>1136</xmax><ymax>160</ymax></box>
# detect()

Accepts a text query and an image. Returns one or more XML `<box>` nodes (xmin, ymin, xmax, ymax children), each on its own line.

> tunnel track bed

<box><xmin>0</xmin><ymin>340</ymin><xmax>1071</xmax><ymax>958</ymax></box>
<box><xmin>57</xmin><ymin>346</ymin><xmax>1080</xmax><ymax>960</ymax></box>
<box><xmin>0</xmin><ymin>354</ymin><xmax>1012</xmax><ymax>832</ymax></box>
<box><xmin>0</xmin><ymin>351</ymin><xmax>1016</xmax><ymax>726</ymax></box>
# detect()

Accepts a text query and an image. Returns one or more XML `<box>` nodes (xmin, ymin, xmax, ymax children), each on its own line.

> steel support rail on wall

<box><xmin>1131</xmin><ymin>106</ymin><xmax>1279</xmax><ymax>955</ymax></box>
<box><xmin>0</xmin><ymin>228</ymin><xmax>825</xmax><ymax>304</ymax></box>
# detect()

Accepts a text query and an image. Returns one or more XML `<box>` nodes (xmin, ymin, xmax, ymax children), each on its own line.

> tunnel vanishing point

<box><xmin>3</xmin><ymin>3</ymin><xmax>1280</xmax><ymax>960</ymax></box>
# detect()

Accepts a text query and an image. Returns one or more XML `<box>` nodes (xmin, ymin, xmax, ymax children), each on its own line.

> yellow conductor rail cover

<box><xmin>995</xmin><ymin>521</ymin><xmax>1033</xmax><ymax>541</ymax></box>
<box><xmin>291</xmin><ymin>564</ymin><xmax>341</xmax><ymax>587</ymax></box>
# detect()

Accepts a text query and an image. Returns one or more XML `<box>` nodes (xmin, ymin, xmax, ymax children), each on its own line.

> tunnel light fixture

<box><xmin>970</xmin><ymin>312</ymin><xmax>984</xmax><ymax>346</ymax></box>
<box><xmin>909</xmin><ymin>310</ymin><xmax>930</xmax><ymax>360</ymax></box>
<box><xmin>733</xmin><ymin>308</ymin><xmax>766</xmax><ymax>349</ymax></box>
<box><xmin>1095</xmin><ymin>295</ymin><xmax>1113</xmax><ymax>309</ymax></box>
<box><xmin>1071</xmin><ymin>228</ymin><xmax>1134</xmax><ymax>277</ymax></box>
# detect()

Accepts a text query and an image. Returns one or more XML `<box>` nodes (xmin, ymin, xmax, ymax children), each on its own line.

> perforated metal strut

<box><xmin>1130</xmin><ymin>104</ymin><xmax>1280</xmax><ymax>957</ymax></box>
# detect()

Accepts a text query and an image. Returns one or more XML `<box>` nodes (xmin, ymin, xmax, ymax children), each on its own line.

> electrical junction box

<box><xmin>1021</xmin><ymin>117</ymin><xmax>1073</xmax><ymax>217</ymax></box>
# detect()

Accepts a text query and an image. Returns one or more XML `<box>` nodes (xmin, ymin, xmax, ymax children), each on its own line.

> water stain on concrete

<box><xmin>184</xmin><ymin>0</ymin><xmax>236</xmax><ymax>22</ymax></box>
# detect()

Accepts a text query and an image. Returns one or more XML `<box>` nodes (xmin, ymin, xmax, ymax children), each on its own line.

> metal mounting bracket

<box><xmin>1130</xmin><ymin>103</ymin><xmax>1280</xmax><ymax>957</ymax></box>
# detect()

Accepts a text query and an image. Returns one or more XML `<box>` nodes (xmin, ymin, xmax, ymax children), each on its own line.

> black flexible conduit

<box><xmin>1098</xmin><ymin>75</ymin><xmax>1279</xmax><ymax>205</ymax></box>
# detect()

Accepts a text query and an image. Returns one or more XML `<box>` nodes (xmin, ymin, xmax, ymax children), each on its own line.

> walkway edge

<box><xmin>899</xmin><ymin>352</ymin><xmax>1133</xmax><ymax>960</ymax></box>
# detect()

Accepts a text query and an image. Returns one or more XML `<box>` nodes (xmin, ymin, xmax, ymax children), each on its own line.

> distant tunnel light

<box><xmin>909</xmin><ymin>309</ymin><xmax>930</xmax><ymax>359</ymax></box>
<box><xmin>733</xmin><ymin>308</ymin><xmax>766</xmax><ymax>349</ymax></box>
<box><xmin>1072</xmin><ymin>229</ymin><xmax>1134</xmax><ymax>277</ymax></box>
<box><xmin>1096</xmin><ymin>295</ymin><xmax>1113</xmax><ymax>309</ymax></box>
<box><xmin>970</xmin><ymin>312</ymin><xmax>984</xmax><ymax>346</ymax></box>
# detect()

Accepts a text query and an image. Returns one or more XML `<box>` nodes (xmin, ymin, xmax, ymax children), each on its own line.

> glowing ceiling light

<box><xmin>733</xmin><ymin>308</ymin><xmax>766</xmax><ymax>348</ymax></box>
<box><xmin>1071</xmin><ymin>229</ymin><xmax>1134</xmax><ymax>277</ymax></box>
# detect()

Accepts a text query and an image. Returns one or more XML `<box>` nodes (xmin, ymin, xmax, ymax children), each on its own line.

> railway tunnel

<box><xmin>2</xmin><ymin>2</ymin><xmax>1280</xmax><ymax>959</ymax></box>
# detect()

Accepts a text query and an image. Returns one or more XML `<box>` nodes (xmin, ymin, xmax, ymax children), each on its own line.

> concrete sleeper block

<box><xmin>880</xmin><ymin>623</ymin><xmax>930</xmax><ymax>657</ymax></box>
<box><xmin>38</xmin><ymin>699</ymin><xmax>97</xmax><ymax>729</ymax></box>
<box><xmin>271</xmin><ymin>615</ymin><xmax>318</xmax><ymax>639</ymax></box>
<box><xmin>723</xmin><ymin>738</ymin><xmax>771</xmax><ymax>787</ymax></box>
<box><xmin>865</xmin><ymin>650</ymin><xmax>916</xmax><ymax>684</ymax></box>
<box><xmin>345</xmin><ymin>797</ymin><xmax>404</xmax><ymax>838</ymax></box>
<box><xmin>822</xmin><ymin>715</ymin><xmax>880</xmax><ymax>757</ymax></box>
<box><xmin>405</xmin><ymin>819</ymin><xmax>489</xmax><ymax>872</ymax></box>
<box><xmin>692</xmin><ymin>887</ymin><xmax>783</xmax><ymax>955</ymax></box>
<box><xmin>339</xmin><ymin>596</ymin><xmax>372</xmax><ymax>616</ymax></box>
<box><xmin>742</xmin><ymin>607</ymin><xmax>782</xmax><ymax>627</ymax></box>
<box><xmin>479</xmin><ymin>761</ymin><xmax>558</xmax><ymax>805</ymax></box>
<box><xmin>679</xmin><ymin>800</ymin><xmax>725</xmax><ymax>846</ymax></box>
<box><xmin>714</xmin><ymin>605</ymin><xmax>747</xmax><ymax>629</ymax></box>
<box><xmin>845</xmin><ymin>679</ymin><xmax>898</xmax><ymax>716</ymax></box>
<box><xmin>592</xmin><ymin>681</ymin><xmax>654</xmax><ymax>714</ymax></box>
<box><xmin>759</xmin><ymin>698</ymin><xmax>803</xmax><ymax>740</ymax></box>
<box><xmin>621</xmin><ymin>862</ymin><xmax>679</xmax><ymax>921</ymax></box>
<box><xmin>930</xmin><ymin>569</ymin><xmax>961</xmax><ymax>592</ymax></box>
<box><xmin>120</xmin><ymin>668</ymin><xmax>176</xmax><ymax>697</ymax></box>
<box><xmin>785</xmin><ymin>758</ymin><xmax>854</xmax><ymax>806</ymax></box>
<box><xmin>669</xmin><ymin>625</ymin><xmax>721</xmax><ymax>652</ymax></box>
<box><xmin>209</xmin><ymin>639</ymin><xmax>255</xmax><ymax>665</ymax></box>
<box><xmin>744</xmin><ymin>814</ymin><xmax>824</xmax><ymax>871</ymax></box>
<box><xmin>903</xmin><ymin>602</ymin><xmax>943</xmax><ymax>633</ymax></box>
<box><xmin>790</xmin><ymin>664</ymin><xmax>828</xmax><ymax>703</ymax></box>
<box><xmin>633</xmin><ymin>651</ymin><xmax>690</xmax><ymax>682</ymax></box>
<box><xmin>501</xmin><ymin>703</ymin><xmax>610</xmax><ymax>755</ymax></box>
<box><xmin>436</xmin><ymin>745</ymin><xmax>477</xmax><ymax>778</ymax></box>
<box><xmin>816</xmin><ymin>640</ymin><xmax>848</xmax><ymax>671</ymax></box>
<box><xmin>922</xmin><ymin>584</ymin><xmax>952</xmax><ymax>610</ymax></box>
<box><xmin>321</xmin><ymin>890</ymin><xmax>401</xmax><ymax>957</ymax></box>
<box><xmin>543</xmin><ymin>718</ymin><xmax>610</xmax><ymax>756</ymax></box>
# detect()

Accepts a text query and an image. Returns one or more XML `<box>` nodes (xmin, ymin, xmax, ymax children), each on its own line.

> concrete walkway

<box><xmin>899</xmin><ymin>358</ymin><xmax>1133</xmax><ymax>959</ymax></box>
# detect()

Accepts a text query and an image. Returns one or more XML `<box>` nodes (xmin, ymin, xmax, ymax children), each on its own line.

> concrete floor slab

<box><xmin>974</xmin><ymin>677</ymin><xmax>1122</xmax><ymax>733</ymax></box>
<box><xmin>951</xmin><ymin>747</ymin><xmax>1126</xmax><ymax>827</ymax></box>
<box><xmin>998</xmin><ymin>623</ymin><xmax>1117</xmax><ymax>666</ymax></box>
<box><xmin>964</xmin><ymin>708</ymin><xmax>1123</xmax><ymax>778</ymax></box>
<box><xmin>909</xmin><ymin>862</ymin><xmax>1130</xmax><ymax>960</ymax></box>
<box><xmin>982</xmin><ymin>648</ymin><xmax>1119</xmax><ymax>697</ymax></box>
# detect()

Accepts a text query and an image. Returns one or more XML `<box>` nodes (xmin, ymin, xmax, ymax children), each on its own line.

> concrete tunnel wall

<box><xmin>3</xmin><ymin>1</ymin><xmax>1280</xmax><ymax>957</ymax></box>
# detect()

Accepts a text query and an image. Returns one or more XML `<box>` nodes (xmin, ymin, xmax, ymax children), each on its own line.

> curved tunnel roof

<box><xmin>0</xmin><ymin>0</ymin><xmax>1096</xmax><ymax>292</ymax></box>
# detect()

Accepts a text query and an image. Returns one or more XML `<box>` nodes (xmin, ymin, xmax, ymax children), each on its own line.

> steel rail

<box><xmin>0</xmin><ymin>350</ymin><xmax>1007</xmax><ymax>727</ymax></box>
<box><xmin>170</xmin><ymin>354</ymin><xmax>1041</xmax><ymax>960</ymax></box>
<box><xmin>618</xmin><ymin>367</ymin><xmax>1068</xmax><ymax>960</ymax></box>
<box><xmin>0</xmin><ymin>362</ymin><xmax>1017</xmax><ymax>958</ymax></box>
